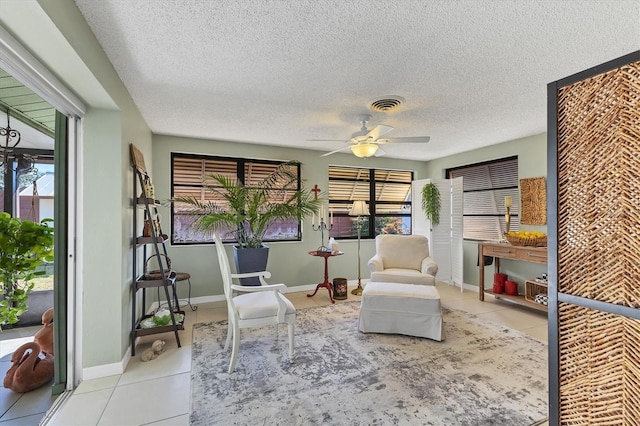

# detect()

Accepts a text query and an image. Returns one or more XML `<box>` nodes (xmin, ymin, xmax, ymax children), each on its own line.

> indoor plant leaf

<box><xmin>421</xmin><ymin>183</ymin><xmax>441</xmax><ymax>226</ymax></box>
<box><xmin>168</xmin><ymin>160</ymin><xmax>322</xmax><ymax>249</ymax></box>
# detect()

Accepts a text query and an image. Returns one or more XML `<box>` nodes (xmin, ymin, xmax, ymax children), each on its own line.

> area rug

<box><xmin>190</xmin><ymin>302</ymin><xmax>548</xmax><ymax>425</ymax></box>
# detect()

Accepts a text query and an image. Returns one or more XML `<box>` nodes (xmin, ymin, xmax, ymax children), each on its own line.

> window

<box><xmin>170</xmin><ymin>153</ymin><xmax>303</xmax><ymax>245</ymax></box>
<box><xmin>447</xmin><ymin>156</ymin><xmax>519</xmax><ymax>241</ymax></box>
<box><xmin>328</xmin><ymin>166</ymin><xmax>413</xmax><ymax>239</ymax></box>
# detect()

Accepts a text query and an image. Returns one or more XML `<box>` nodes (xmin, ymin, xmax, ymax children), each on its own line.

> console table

<box><xmin>478</xmin><ymin>242</ymin><xmax>547</xmax><ymax>311</ymax></box>
<box><xmin>307</xmin><ymin>251</ymin><xmax>343</xmax><ymax>304</ymax></box>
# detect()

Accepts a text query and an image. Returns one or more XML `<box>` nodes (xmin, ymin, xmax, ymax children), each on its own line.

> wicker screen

<box><xmin>556</xmin><ymin>60</ymin><xmax>640</xmax><ymax>424</ymax></box>
<box><xmin>557</xmin><ymin>62</ymin><xmax>640</xmax><ymax>307</ymax></box>
<box><xmin>558</xmin><ymin>303</ymin><xmax>640</xmax><ymax>425</ymax></box>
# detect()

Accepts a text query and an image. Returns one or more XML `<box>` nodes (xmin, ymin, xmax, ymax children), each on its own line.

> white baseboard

<box><xmin>176</xmin><ymin>280</ymin><xmax>365</xmax><ymax>306</ymax></box>
<box><xmin>82</xmin><ymin>351</ymin><xmax>130</xmax><ymax>380</ymax></box>
<box><xmin>431</xmin><ymin>281</ymin><xmax>479</xmax><ymax>293</ymax></box>
<box><xmin>169</xmin><ymin>282</ymin><xmax>343</xmax><ymax>307</ymax></box>
<box><xmin>82</xmin><ymin>280</ymin><xmax>367</xmax><ymax>381</ymax></box>
<box><xmin>462</xmin><ymin>282</ymin><xmax>479</xmax><ymax>292</ymax></box>
<box><xmin>289</xmin><ymin>280</ymin><xmax>367</xmax><ymax>292</ymax></box>
<box><xmin>83</xmin><ymin>280</ymin><xmax>472</xmax><ymax>380</ymax></box>
<box><xmin>179</xmin><ymin>293</ymin><xmax>225</xmax><ymax>306</ymax></box>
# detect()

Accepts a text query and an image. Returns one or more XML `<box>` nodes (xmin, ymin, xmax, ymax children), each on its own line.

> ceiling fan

<box><xmin>310</xmin><ymin>115</ymin><xmax>430</xmax><ymax>158</ymax></box>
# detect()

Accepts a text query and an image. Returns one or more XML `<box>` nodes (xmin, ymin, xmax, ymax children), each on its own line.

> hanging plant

<box><xmin>421</xmin><ymin>183</ymin><xmax>441</xmax><ymax>226</ymax></box>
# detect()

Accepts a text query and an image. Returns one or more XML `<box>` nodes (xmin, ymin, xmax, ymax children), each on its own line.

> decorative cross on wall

<box><xmin>311</xmin><ymin>184</ymin><xmax>321</xmax><ymax>200</ymax></box>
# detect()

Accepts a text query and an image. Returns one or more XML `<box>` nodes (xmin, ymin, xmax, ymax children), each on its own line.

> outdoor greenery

<box><xmin>375</xmin><ymin>216</ymin><xmax>408</xmax><ymax>234</ymax></box>
<box><xmin>0</xmin><ymin>213</ymin><xmax>54</xmax><ymax>327</ymax></box>
<box><xmin>170</xmin><ymin>160</ymin><xmax>321</xmax><ymax>248</ymax></box>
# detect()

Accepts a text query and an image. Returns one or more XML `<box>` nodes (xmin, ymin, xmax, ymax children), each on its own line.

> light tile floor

<box><xmin>5</xmin><ymin>283</ymin><xmax>550</xmax><ymax>425</ymax></box>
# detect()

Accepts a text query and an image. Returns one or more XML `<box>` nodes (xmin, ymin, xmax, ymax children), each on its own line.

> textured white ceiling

<box><xmin>74</xmin><ymin>0</ymin><xmax>639</xmax><ymax>161</ymax></box>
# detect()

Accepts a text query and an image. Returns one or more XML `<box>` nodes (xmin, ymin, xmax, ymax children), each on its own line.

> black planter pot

<box><xmin>233</xmin><ymin>245</ymin><xmax>269</xmax><ymax>286</ymax></box>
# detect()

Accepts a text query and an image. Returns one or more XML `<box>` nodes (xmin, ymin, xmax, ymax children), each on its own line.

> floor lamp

<box><xmin>349</xmin><ymin>200</ymin><xmax>370</xmax><ymax>296</ymax></box>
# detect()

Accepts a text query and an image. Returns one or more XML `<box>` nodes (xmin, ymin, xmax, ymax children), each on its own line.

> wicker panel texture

<box><xmin>557</xmin><ymin>62</ymin><xmax>640</xmax><ymax>308</ymax></box>
<box><xmin>557</xmin><ymin>59</ymin><xmax>640</xmax><ymax>425</ymax></box>
<box><xmin>520</xmin><ymin>177</ymin><xmax>547</xmax><ymax>225</ymax></box>
<box><xmin>558</xmin><ymin>303</ymin><xmax>640</xmax><ymax>425</ymax></box>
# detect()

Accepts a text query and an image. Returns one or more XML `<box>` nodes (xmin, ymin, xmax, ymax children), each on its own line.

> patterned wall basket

<box><xmin>505</xmin><ymin>234</ymin><xmax>547</xmax><ymax>247</ymax></box>
<box><xmin>520</xmin><ymin>177</ymin><xmax>547</xmax><ymax>225</ymax></box>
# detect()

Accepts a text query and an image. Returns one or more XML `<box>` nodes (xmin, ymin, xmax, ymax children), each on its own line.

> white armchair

<box><xmin>368</xmin><ymin>234</ymin><xmax>438</xmax><ymax>286</ymax></box>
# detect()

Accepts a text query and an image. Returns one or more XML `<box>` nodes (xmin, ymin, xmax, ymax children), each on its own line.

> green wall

<box><xmin>425</xmin><ymin>133</ymin><xmax>548</xmax><ymax>291</ymax></box>
<box><xmin>3</xmin><ymin>0</ymin><xmax>154</xmax><ymax>369</ymax></box>
<box><xmin>154</xmin><ymin>133</ymin><xmax>548</xmax><ymax>303</ymax></box>
<box><xmin>152</xmin><ymin>135</ymin><xmax>429</xmax><ymax>300</ymax></box>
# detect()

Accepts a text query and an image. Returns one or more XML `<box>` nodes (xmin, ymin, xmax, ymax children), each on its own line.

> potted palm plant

<box><xmin>171</xmin><ymin>160</ymin><xmax>321</xmax><ymax>285</ymax></box>
<box><xmin>0</xmin><ymin>212</ymin><xmax>54</xmax><ymax>328</ymax></box>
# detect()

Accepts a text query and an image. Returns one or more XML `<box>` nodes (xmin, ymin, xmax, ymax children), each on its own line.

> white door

<box><xmin>450</xmin><ymin>177</ymin><xmax>464</xmax><ymax>289</ymax></box>
<box><xmin>412</xmin><ymin>178</ymin><xmax>463</xmax><ymax>290</ymax></box>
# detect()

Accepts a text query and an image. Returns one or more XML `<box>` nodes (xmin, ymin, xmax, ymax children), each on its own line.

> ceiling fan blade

<box><xmin>320</xmin><ymin>146</ymin><xmax>351</xmax><ymax>157</ymax></box>
<box><xmin>378</xmin><ymin>136</ymin><xmax>430</xmax><ymax>144</ymax></box>
<box><xmin>374</xmin><ymin>146</ymin><xmax>386</xmax><ymax>157</ymax></box>
<box><xmin>307</xmin><ymin>139</ymin><xmax>348</xmax><ymax>142</ymax></box>
<box><xmin>366</xmin><ymin>124</ymin><xmax>394</xmax><ymax>141</ymax></box>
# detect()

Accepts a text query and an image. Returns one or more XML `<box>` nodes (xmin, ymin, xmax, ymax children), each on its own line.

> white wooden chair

<box><xmin>213</xmin><ymin>233</ymin><xmax>295</xmax><ymax>373</ymax></box>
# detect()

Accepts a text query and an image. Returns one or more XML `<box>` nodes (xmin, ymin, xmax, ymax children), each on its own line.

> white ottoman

<box><xmin>358</xmin><ymin>282</ymin><xmax>444</xmax><ymax>341</ymax></box>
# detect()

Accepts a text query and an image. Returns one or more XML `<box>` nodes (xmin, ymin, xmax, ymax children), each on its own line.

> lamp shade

<box><xmin>350</xmin><ymin>143</ymin><xmax>378</xmax><ymax>158</ymax></box>
<box><xmin>349</xmin><ymin>200</ymin><xmax>370</xmax><ymax>216</ymax></box>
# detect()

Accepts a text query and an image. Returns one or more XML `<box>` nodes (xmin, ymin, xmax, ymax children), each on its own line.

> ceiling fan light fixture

<box><xmin>351</xmin><ymin>143</ymin><xmax>378</xmax><ymax>158</ymax></box>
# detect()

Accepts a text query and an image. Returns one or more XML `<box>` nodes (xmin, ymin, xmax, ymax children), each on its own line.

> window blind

<box><xmin>447</xmin><ymin>156</ymin><xmax>519</xmax><ymax>241</ymax></box>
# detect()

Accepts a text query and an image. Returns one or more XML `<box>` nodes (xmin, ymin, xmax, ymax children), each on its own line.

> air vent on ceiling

<box><xmin>369</xmin><ymin>96</ymin><xmax>405</xmax><ymax>112</ymax></box>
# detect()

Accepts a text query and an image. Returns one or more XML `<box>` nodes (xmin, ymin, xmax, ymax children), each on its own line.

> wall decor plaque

<box><xmin>520</xmin><ymin>177</ymin><xmax>546</xmax><ymax>225</ymax></box>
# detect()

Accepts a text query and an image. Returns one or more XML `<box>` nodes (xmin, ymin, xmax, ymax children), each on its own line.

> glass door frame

<box><xmin>0</xmin><ymin>24</ymin><xmax>86</xmax><ymax>394</ymax></box>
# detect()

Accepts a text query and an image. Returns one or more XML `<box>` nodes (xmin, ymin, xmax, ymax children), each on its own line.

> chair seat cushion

<box><xmin>370</xmin><ymin>269</ymin><xmax>435</xmax><ymax>286</ymax></box>
<box><xmin>363</xmin><ymin>281</ymin><xmax>441</xmax><ymax>299</ymax></box>
<box><xmin>234</xmin><ymin>291</ymin><xmax>296</xmax><ymax>320</ymax></box>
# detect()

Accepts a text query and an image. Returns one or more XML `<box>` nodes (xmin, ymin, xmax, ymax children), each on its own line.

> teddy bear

<box><xmin>140</xmin><ymin>339</ymin><xmax>166</xmax><ymax>362</ymax></box>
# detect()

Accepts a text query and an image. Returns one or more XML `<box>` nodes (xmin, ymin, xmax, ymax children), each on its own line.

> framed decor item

<box><xmin>130</xmin><ymin>143</ymin><xmax>147</xmax><ymax>173</ymax></box>
<box><xmin>519</xmin><ymin>177</ymin><xmax>546</xmax><ymax>225</ymax></box>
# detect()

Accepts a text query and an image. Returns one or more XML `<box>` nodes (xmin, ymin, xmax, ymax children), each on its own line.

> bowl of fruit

<box><xmin>505</xmin><ymin>230</ymin><xmax>547</xmax><ymax>247</ymax></box>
